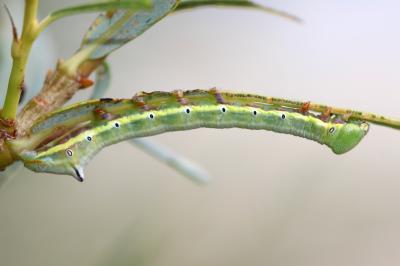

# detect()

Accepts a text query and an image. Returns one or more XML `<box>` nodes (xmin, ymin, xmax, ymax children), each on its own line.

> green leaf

<box><xmin>79</xmin><ymin>0</ymin><xmax>178</xmax><ymax>60</ymax></box>
<box><xmin>38</xmin><ymin>0</ymin><xmax>153</xmax><ymax>34</ymax></box>
<box><xmin>175</xmin><ymin>0</ymin><xmax>302</xmax><ymax>22</ymax></box>
<box><xmin>50</xmin><ymin>0</ymin><xmax>152</xmax><ymax>16</ymax></box>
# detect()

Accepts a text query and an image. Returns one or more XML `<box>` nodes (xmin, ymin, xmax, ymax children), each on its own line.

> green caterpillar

<box><xmin>13</xmin><ymin>89</ymin><xmax>370</xmax><ymax>181</ymax></box>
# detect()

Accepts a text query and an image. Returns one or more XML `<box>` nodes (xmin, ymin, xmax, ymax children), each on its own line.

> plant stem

<box><xmin>16</xmin><ymin>68</ymin><xmax>80</xmax><ymax>137</ymax></box>
<box><xmin>1</xmin><ymin>0</ymin><xmax>39</xmax><ymax>121</ymax></box>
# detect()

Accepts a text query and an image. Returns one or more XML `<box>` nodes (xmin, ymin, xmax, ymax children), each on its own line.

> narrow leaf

<box><xmin>78</xmin><ymin>0</ymin><xmax>179</xmax><ymax>60</ymax></box>
<box><xmin>175</xmin><ymin>0</ymin><xmax>302</xmax><ymax>22</ymax></box>
<box><xmin>40</xmin><ymin>0</ymin><xmax>153</xmax><ymax>32</ymax></box>
<box><xmin>50</xmin><ymin>0</ymin><xmax>151</xmax><ymax>17</ymax></box>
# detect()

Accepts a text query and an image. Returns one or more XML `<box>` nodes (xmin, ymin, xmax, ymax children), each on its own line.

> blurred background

<box><xmin>1</xmin><ymin>1</ymin><xmax>400</xmax><ymax>265</ymax></box>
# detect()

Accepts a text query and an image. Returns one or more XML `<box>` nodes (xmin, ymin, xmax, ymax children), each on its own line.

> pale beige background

<box><xmin>1</xmin><ymin>1</ymin><xmax>400</xmax><ymax>266</ymax></box>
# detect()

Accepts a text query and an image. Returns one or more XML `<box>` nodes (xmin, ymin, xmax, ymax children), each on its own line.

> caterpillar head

<box><xmin>20</xmin><ymin>150</ymin><xmax>85</xmax><ymax>182</ymax></box>
<box><xmin>325</xmin><ymin>122</ymin><xmax>369</xmax><ymax>154</ymax></box>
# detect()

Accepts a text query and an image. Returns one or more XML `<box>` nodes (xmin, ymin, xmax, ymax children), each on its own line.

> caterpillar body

<box><xmin>14</xmin><ymin>89</ymin><xmax>370</xmax><ymax>181</ymax></box>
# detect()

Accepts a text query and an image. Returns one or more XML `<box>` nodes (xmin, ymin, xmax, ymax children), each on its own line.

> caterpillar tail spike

<box><xmin>72</xmin><ymin>166</ymin><xmax>85</xmax><ymax>182</ymax></box>
<box><xmin>11</xmin><ymin>89</ymin><xmax>397</xmax><ymax>181</ymax></box>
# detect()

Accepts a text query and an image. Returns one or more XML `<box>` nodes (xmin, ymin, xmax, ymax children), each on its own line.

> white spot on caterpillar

<box><xmin>220</xmin><ymin>106</ymin><xmax>227</xmax><ymax>113</ymax></box>
<box><xmin>184</xmin><ymin>107</ymin><xmax>191</xmax><ymax>114</ymax></box>
<box><xmin>114</xmin><ymin>121</ymin><xmax>120</xmax><ymax>128</ymax></box>
<box><xmin>66</xmin><ymin>149</ymin><xmax>73</xmax><ymax>157</ymax></box>
<box><xmin>281</xmin><ymin>113</ymin><xmax>286</xmax><ymax>119</ymax></box>
<box><xmin>86</xmin><ymin>135</ymin><xmax>93</xmax><ymax>142</ymax></box>
<box><xmin>329</xmin><ymin>127</ymin><xmax>335</xmax><ymax>134</ymax></box>
<box><xmin>148</xmin><ymin>113</ymin><xmax>155</xmax><ymax>119</ymax></box>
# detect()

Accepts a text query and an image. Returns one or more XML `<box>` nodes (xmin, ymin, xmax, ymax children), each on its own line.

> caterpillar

<box><xmin>12</xmin><ymin>89</ymin><xmax>371</xmax><ymax>182</ymax></box>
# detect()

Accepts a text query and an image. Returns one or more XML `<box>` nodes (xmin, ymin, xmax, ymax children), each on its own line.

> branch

<box><xmin>16</xmin><ymin>64</ymin><xmax>81</xmax><ymax>137</ymax></box>
<box><xmin>1</xmin><ymin>0</ymin><xmax>39</xmax><ymax>121</ymax></box>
